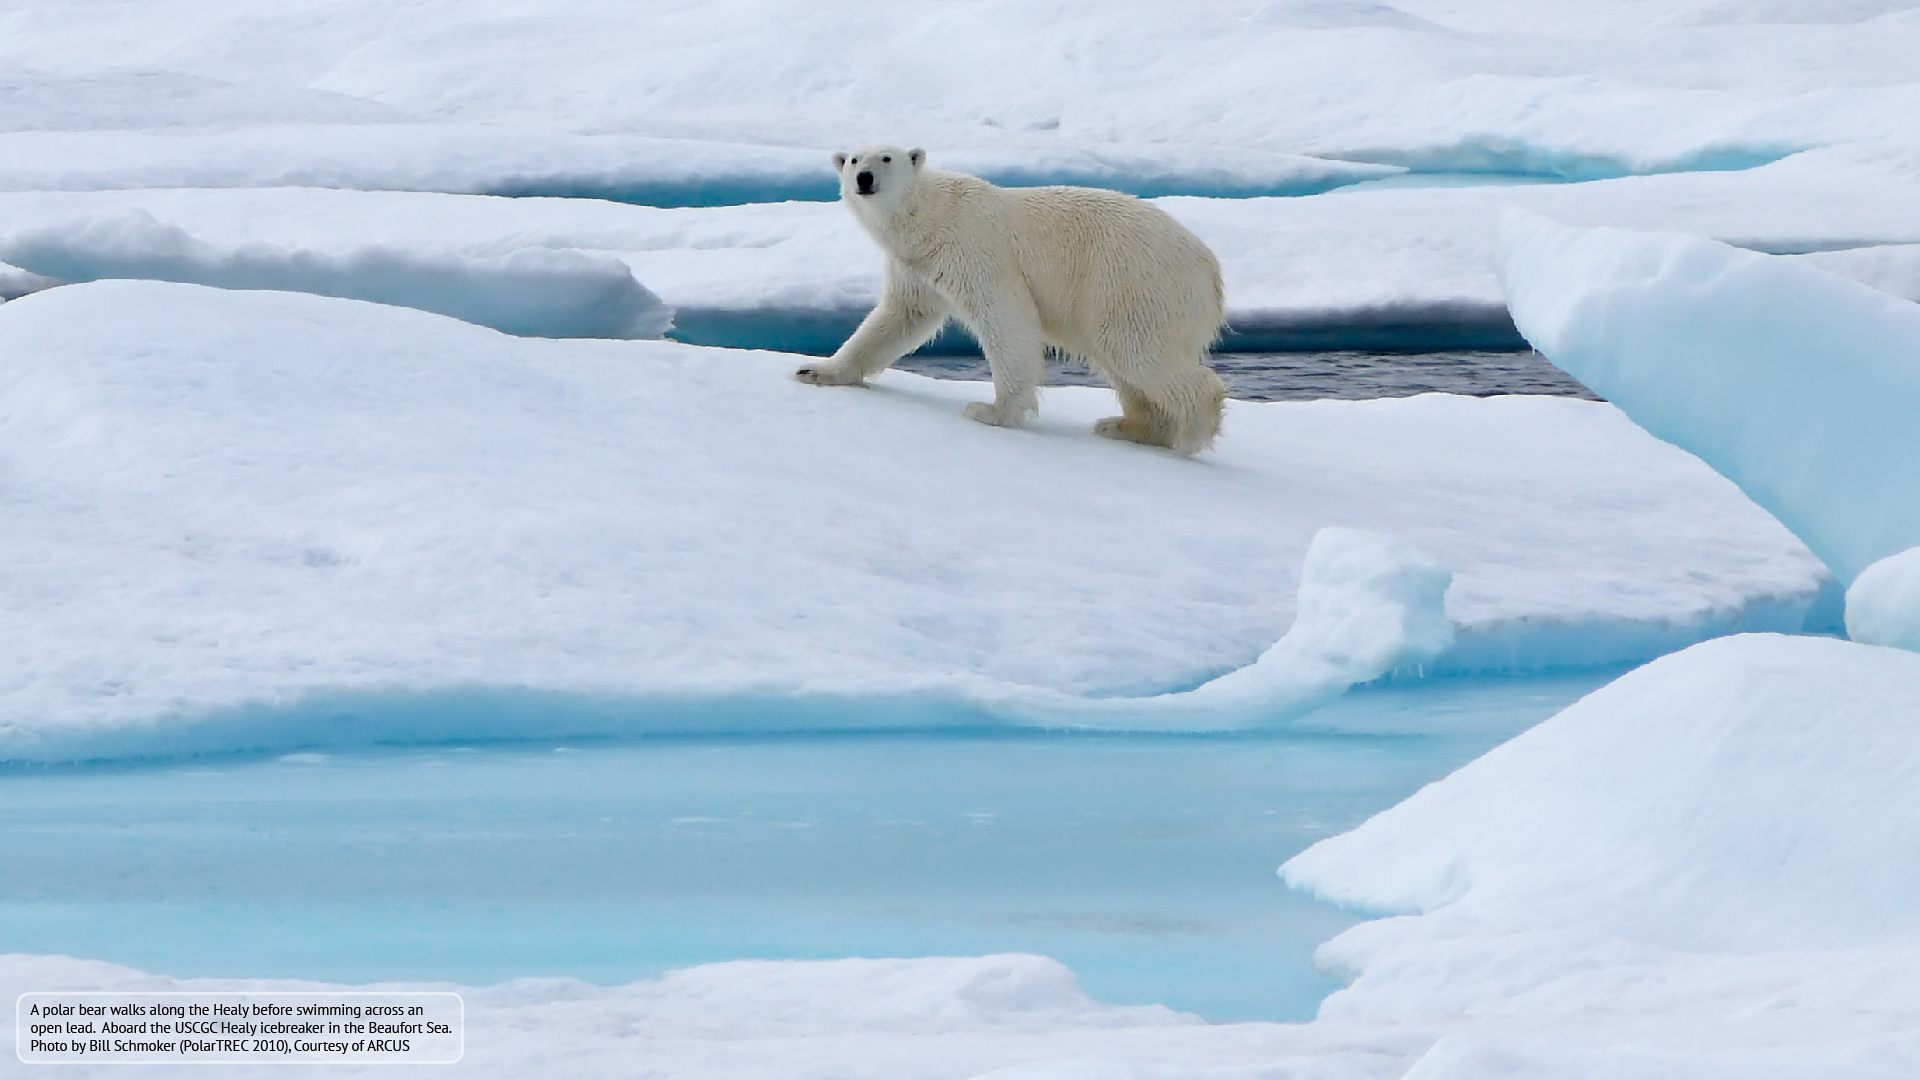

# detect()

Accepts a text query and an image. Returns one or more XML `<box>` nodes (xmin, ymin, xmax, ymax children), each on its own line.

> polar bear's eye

<box><xmin>882</xmin><ymin>155</ymin><xmax>892</xmax><ymax>163</ymax></box>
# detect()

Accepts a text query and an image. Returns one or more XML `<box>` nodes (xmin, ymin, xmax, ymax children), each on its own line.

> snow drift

<box><xmin>994</xmin><ymin>528</ymin><xmax>1456</xmax><ymax>729</ymax></box>
<box><xmin>1846</xmin><ymin>546</ymin><xmax>1920</xmax><ymax>652</ymax></box>
<box><xmin>1498</xmin><ymin>210</ymin><xmax>1920</xmax><ymax>585</ymax></box>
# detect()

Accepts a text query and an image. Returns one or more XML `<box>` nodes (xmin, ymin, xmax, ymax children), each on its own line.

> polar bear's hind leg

<box><xmin>1167</xmin><ymin>364</ymin><xmax>1228</xmax><ymax>455</ymax></box>
<box><xmin>1092</xmin><ymin>345</ymin><xmax>1225</xmax><ymax>455</ymax></box>
<box><xmin>1093</xmin><ymin>382</ymin><xmax>1169</xmax><ymax>446</ymax></box>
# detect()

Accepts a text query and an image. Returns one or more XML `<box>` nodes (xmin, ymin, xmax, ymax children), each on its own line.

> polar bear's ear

<box><xmin>909</xmin><ymin>148</ymin><xmax>925</xmax><ymax>168</ymax></box>
<box><xmin>831</xmin><ymin>151</ymin><xmax>848</xmax><ymax>171</ymax></box>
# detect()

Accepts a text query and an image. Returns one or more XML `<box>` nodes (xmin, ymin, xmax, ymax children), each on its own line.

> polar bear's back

<box><xmin>1003</xmin><ymin>184</ymin><xmax>1224</xmax><ymax>360</ymax></box>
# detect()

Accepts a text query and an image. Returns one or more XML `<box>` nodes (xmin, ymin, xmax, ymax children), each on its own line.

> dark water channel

<box><xmin>897</xmin><ymin>349</ymin><xmax>1601</xmax><ymax>402</ymax></box>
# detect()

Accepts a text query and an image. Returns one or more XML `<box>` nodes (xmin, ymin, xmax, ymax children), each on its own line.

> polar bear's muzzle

<box><xmin>855</xmin><ymin>170</ymin><xmax>876</xmax><ymax>195</ymax></box>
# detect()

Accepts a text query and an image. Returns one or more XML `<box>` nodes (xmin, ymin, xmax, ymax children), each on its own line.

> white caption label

<box><xmin>17</xmin><ymin>992</ymin><xmax>463</xmax><ymax>1065</ymax></box>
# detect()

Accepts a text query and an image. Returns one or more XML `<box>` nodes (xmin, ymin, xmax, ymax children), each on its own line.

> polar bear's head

<box><xmin>831</xmin><ymin>146</ymin><xmax>925</xmax><ymax>208</ymax></box>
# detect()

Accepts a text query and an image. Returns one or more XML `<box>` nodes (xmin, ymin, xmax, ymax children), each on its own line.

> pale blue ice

<box><xmin>0</xmin><ymin>673</ymin><xmax>1612</xmax><ymax>1022</ymax></box>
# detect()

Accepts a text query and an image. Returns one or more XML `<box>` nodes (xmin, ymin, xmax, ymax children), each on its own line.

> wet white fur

<box><xmin>795</xmin><ymin>146</ymin><xmax>1227</xmax><ymax>454</ymax></box>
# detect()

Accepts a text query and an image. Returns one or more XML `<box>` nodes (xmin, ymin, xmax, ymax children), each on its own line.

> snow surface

<box><xmin>3</xmin><ymin>0</ymin><xmax>1917</xmax><ymax>192</ymax></box>
<box><xmin>1796</xmin><ymin>241</ymin><xmax>1920</xmax><ymax>301</ymax></box>
<box><xmin>1283</xmin><ymin>633</ymin><xmax>1920</xmax><ymax>1078</ymax></box>
<box><xmin>1846</xmin><ymin>547</ymin><xmax>1920</xmax><ymax>653</ymax></box>
<box><xmin>0</xmin><ymin>279</ymin><xmax>1821</xmax><ymax>759</ymax></box>
<box><xmin>1499</xmin><ymin>210</ymin><xmax>1920</xmax><ymax>585</ymax></box>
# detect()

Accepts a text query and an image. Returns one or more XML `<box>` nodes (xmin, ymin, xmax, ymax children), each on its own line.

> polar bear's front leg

<box><xmin>796</xmin><ymin>266</ymin><xmax>947</xmax><ymax>386</ymax></box>
<box><xmin>960</xmin><ymin>292</ymin><xmax>1045</xmax><ymax>428</ymax></box>
<box><xmin>792</xmin><ymin>358</ymin><xmax>865</xmax><ymax>386</ymax></box>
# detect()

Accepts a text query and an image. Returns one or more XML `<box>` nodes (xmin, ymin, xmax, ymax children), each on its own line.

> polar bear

<box><xmin>795</xmin><ymin>146</ymin><xmax>1228</xmax><ymax>454</ymax></box>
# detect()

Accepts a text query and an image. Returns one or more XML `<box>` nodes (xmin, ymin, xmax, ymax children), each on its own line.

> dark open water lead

<box><xmin>895</xmin><ymin>350</ymin><xmax>1602</xmax><ymax>402</ymax></box>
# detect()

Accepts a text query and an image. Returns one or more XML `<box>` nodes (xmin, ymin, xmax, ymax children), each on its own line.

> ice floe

<box><xmin>1284</xmin><ymin>632</ymin><xmax>1920</xmax><ymax>1077</ymax></box>
<box><xmin>0</xmin><ymin>207</ymin><xmax>670</xmax><ymax>339</ymax></box>
<box><xmin>1499</xmin><ymin>210</ymin><xmax>1920</xmax><ymax>585</ymax></box>
<box><xmin>0</xmin><ymin>279</ymin><xmax>1822</xmax><ymax>759</ymax></box>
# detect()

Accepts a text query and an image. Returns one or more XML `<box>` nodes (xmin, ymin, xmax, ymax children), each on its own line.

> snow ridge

<box><xmin>0</xmin><ymin>209</ymin><xmax>671</xmax><ymax>340</ymax></box>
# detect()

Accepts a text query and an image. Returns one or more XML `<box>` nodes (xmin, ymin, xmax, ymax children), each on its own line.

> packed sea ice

<box><xmin>2</xmin><ymin>154</ymin><xmax>1919</xmax><ymax>350</ymax></box>
<box><xmin>1</xmin><ymin>1</ymin><xmax>1918</xmax><ymax>342</ymax></box>
<box><xmin>3</xmin><ymin>0</ymin><xmax>1916</xmax><ymax>191</ymax></box>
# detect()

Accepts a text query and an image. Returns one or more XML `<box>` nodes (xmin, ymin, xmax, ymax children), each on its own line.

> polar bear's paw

<box><xmin>1093</xmin><ymin>415</ymin><xmax>1160</xmax><ymax>446</ymax></box>
<box><xmin>964</xmin><ymin>401</ymin><xmax>1032</xmax><ymax>428</ymax></box>
<box><xmin>794</xmin><ymin>362</ymin><xmax>865</xmax><ymax>387</ymax></box>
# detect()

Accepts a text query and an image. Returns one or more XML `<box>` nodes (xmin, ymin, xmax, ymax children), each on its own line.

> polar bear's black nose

<box><xmin>856</xmin><ymin>170</ymin><xmax>875</xmax><ymax>194</ymax></box>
